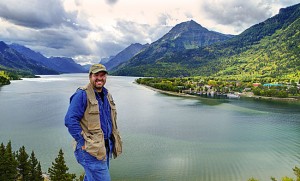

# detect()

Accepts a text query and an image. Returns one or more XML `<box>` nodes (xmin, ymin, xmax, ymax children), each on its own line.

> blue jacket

<box><xmin>65</xmin><ymin>87</ymin><xmax>113</xmax><ymax>152</ymax></box>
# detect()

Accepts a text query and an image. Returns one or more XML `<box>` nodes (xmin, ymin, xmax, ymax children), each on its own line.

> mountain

<box><xmin>112</xmin><ymin>20</ymin><xmax>233</xmax><ymax>76</ymax></box>
<box><xmin>155</xmin><ymin>20</ymin><xmax>232</xmax><ymax>50</ymax></box>
<box><xmin>0</xmin><ymin>41</ymin><xmax>58</xmax><ymax>76</ymax></box>
<box><xmin>82</xmin><ymin>64</ymin><xmax>92</xmax><ymax>72</ymax></box>
<box><xmin>174</xmin><ymin>3</ymin><xmax>300</xmax><ymax>78</ymax></box>
<box><xmin>9</xmin><ymin>43</ymin><xmax>85</xmax><ymax>73</ymax></box>
<box><xmin>214</xmin><ymin>13</ymin><xmax>300</xmax><ymax>79</ymax></box>
<box><xmin>47</xmin><ymin>57</ymin><xmax>86</xmax><ymax>73</ymax></box>
<box><xmin>104</xmin><ymin>43</ymin><xmax>149</xmax><ymax>70</ymax></box>
<box><xmin>112</xmin><ymin>3</ymin><xmax>300</xmax><ymax>79</ymax></box>
<box><xmin>100</xmin><ymin>56</ymin><xmax>115</xmax><ymax>64</ymax></box>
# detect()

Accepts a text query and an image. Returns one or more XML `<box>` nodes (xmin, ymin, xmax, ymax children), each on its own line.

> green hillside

<box><xmin>0</xmin><ymin>64</ymin><xmax>40</xmax><ymax>86</ymax></box>
<box><xmin>0</xmin><ymin>70</ymin><xmax>10</xmax><ymax>85</ymax></box>
<box><xmin>112</xmin><ymin>3</ymin><xmax>300</xmax><ymax>81</ymax></box>
<box><xmin>213</xmin><ymin>17</ymin><xmax>300</xmax><ymax>80</ymax></box>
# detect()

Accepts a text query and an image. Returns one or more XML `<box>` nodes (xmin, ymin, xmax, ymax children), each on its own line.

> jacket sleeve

<box><xmin>64</xmin><ymin>89</ymin><xmax>87</xmax><ymax>145</ymax></box>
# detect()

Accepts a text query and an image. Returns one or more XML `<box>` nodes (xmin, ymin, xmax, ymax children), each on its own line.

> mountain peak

<box><xmin>186</xmin><ymin>19</ymin><xmax>203</xmax><ymax>27</ymax></box>
<box><xmin>153</xmin><ymin>19</ymin><xmax>232</xmax><ymax>50</ymax></box>
<box><xmin>112</xmin><ymin>20</ymin><xmax>233</xmax><ymax>75</ymax></box>
<box><xmin>279</xmin><ymin>3</ymin><xmax>300</xmax><ymax>14</ymax></box>
<box><xmin>0</xmin><ymin>41</ymin><xmax>9</xmax><ymax>51</ymax></box>
<box><xmin>171</xmin><ymin>19</ymin><xmax>206</xmax><ymax>32</ymax></box>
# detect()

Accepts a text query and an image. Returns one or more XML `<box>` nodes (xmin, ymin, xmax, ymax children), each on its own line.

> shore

<box><xmin>139</xmin><ymin>83</ymin><xmax>199</xmax><ymax>98</ymax></box>
<box><xmin>250</xmin><ymin>95</ymin><xmax>299</xmax><ymax>102</ymax></box>
<box><xmin>138</xmin><ymin>83</ymin><xmax>300</xmax><ymax>102</ymax></box>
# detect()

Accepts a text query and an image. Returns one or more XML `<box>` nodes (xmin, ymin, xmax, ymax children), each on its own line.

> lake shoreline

<box><xmin>136</xmin><ymin>83</ymin><xmax>199</xmax><ymax>98</ymax></box>
<box><xmin>137</xmin><ymin>83</ymin><xmax>300</xmax><ymax>103</ymax></box>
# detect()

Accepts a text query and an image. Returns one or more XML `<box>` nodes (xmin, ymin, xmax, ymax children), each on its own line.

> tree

<box><xmin>0</xmin><ymin>71</ymin><xmax>10</xmax><ymax>85</ymax></box>
<box><xmin>17</xmin><ymin>146</ymin><xmax>30</xmax><ymax>181</ymax></box>
<box><xmin>0</xmin><ymin>143</ymin><xmax>6</xmax><ymax>181</ymax></box>
<box><xmin>28</xmin><ymin>151</ymin><xmax>43</xmax><ymax>181</ymax></box>
<box><xmin>251</xmin><ymin>166</ymin><xmax>300</xmax><ymax>181</ymax></box>
<box><xmin>248</xmin><ymin>178</ymin><xmax>259</xmax><ymax>181</ymax></box>
<box><xmin>36</xmin><ymin>162</ymin><xmax>43</xmax><ymax>181</ymax></box>
<box><xmin>48</xmin><ymin>149</ymin><xmax>76</xmax><ymax>181</ymax></box>
<box><xmin>3</xmin><ymin>141</ymin><xmax>18</xmax><ymax>181</ymax></box>
<box><xmin>292</xmin><ymin>166</ymin><xmax>300</xmax><ymax>181</ymax></box>
<box><xmin>288</xmin><ymin>86</ymin><xmax>298</xmax><ymax>95</ymax></box>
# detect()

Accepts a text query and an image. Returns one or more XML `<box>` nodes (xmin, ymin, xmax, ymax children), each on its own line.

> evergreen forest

<box><xmin>0</xmin><ymin>141</ymin><xmax>78</xmax><ymax>181</ymax></box>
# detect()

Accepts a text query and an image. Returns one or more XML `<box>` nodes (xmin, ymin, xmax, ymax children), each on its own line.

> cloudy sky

<box><xmin>0</xmin><ymin>0</ymin><xmax>298</xmax><ymax>65</ymax></box>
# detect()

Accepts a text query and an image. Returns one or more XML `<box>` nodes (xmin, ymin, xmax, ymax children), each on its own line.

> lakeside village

<box><xmin>136</xmin><ymin>77</ymin><xmax>300</xmax><ymax>101</ymax></box>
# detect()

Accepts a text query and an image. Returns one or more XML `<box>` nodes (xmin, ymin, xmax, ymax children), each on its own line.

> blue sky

<box><xmin>0</xmin><ymin>0</ymin><xmax>298</xmax><ymax>65</ymax></box>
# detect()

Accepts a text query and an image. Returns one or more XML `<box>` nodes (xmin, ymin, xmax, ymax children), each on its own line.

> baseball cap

<box><xmin>89</xmin><ymin>64</ymin><xmax>108</xmax><ymax>74</ymax></box>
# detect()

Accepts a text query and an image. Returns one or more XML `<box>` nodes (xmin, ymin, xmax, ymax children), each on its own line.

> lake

<box><xmin>0</xmin><ymin>74</ymin><xmax>300</xmax><ymax>181</ymax></box>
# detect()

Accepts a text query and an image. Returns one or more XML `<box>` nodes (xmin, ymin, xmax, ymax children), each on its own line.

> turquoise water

<box><xmin>0</xmin><ymin>74</ymin><xmax>299</xmax><ymax>181</ymax></box>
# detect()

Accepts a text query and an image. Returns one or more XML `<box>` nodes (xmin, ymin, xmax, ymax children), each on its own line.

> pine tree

<box><xmin>17</xmin><ymin>146</ymin><xmax>30</xmax><ymax>181</ymax></box>
<box><xmin>36</xmin><ymin>162</ymin><xmax>43</xmax><ymax>181</ymax></box>
<box><xmin>0</xmin><ymin>143</ymin><xmax>6</xmax><ymax>181</ymax></box>
<box><xmin>3</xmin><ymin>141</ymin><xmax>18</xmax><ymax>181</ymax></box>
<box><xmin>29</xmin><ymin>151</ymin><xmax>43</xmax><ymax>181</ymax></box>
<box><xmin>48</xmin><ymin>149</ymin><xmax>76</xmax><ymax>181</ymax></box>
<box><xmin>293</xmin><ymin>166</ymin><xmax>300</xmax><ymax>181</ymax></box>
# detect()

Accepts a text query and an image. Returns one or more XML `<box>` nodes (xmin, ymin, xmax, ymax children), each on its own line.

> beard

<box><xmin>92</xmin><ymin>79</ymin><xmax>106</xmax><ymax>91</ymax></box>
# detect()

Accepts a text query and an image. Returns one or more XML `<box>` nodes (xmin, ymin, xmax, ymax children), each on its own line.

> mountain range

<box><xmin>111</xmin><ymin>3</ymin><xmax>300</xmax><ymax>80</ymax></box>
<box><xmin>0</xmin><ymin>41</ymin><xmax>58</xmax><ymax>76</ymax></box>
<box><xmin>8</xmin><ymin>43</ymin><xmax>85</xmax><ymax>74</ymax></box>
<box><xmin>0</xmin><ymin>41</ymin><xmax>86</xmax><ymax>81</ymax></box>
<box><xmin>110</xmin><ymin>20</ymin><xmax>233</xmax><ymax>76</ymax></box>
<box><xmin>1</xmin><ymin>3</ymin><xmax>299</xmax><ymax>83</ymax></box>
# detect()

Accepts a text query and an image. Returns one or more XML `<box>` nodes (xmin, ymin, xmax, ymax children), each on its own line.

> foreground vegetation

<box><xmin>248</xmin><ymin>166</ymin><xmax>300</xmax><ymax>181</ymax></box>
<box><xmin>1</xmin><ymin>141</ymin><xmax>299</xmax><ymax>180</ymax></box>
<box><xmin>0</xmin><ymin>141</ymin><xmax>77</xmax><ymax>181</ymax></box>
<box><xmin>136</xmin><ymin>76</ymin><xmax>300</xmax><ymax>99</ymax></box>
<box><xmin>0</xmin><ymin>68</ymin><xmax>39</xmax><ymax>86</ymax></box>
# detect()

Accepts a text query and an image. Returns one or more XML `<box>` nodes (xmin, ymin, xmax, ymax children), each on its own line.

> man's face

<box><xmin>89</xmin><ymin>71</ymin><xmax>107</xmax><ymax>91</ymax></box>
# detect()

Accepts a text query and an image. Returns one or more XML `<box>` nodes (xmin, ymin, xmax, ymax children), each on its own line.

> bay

<box><xmin>0</xmin><ymin>73</ymin><xmax>300</xmax><ymax>181</ymax></box>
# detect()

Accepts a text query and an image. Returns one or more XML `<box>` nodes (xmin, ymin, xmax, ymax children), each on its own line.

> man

<box><xmin>65</xmin><ymin>64</ymin><xmax>122</xmax><ymax>181</ymax></box>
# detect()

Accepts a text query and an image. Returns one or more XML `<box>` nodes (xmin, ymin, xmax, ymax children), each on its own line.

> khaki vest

<box><xmin>79</xmin><ymin>83</ymin><xmax>122</xmax><ymax>160</ymax></box>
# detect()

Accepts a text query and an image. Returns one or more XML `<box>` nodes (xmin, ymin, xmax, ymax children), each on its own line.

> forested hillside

<box><xmin>112</xmin><ymin>3</ymin><xmax>300</xmax><ymax>80</ymax></box>
<box><xmin>213</xmin><ymin>17</ymin><xmax>300</xmax><ymax>80</ymax></box>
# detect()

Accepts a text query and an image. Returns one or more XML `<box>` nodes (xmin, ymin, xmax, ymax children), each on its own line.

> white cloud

<box><xmin>200</xmin><ymin>0</ymin><xmax>273</xmax><ymax>33</ymax></box>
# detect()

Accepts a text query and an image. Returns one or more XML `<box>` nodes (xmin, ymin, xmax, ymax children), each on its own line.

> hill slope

<box><xmin>9</xmin><ymin>44</ymin><xmax>85</xmax><ymax>73</ymax></box>
<box><xmin>213</xmin><ymin>17</ymin><xmax>300</xmax><ymax>80</ymax></box>
<box><xmin>104</xmin><ymin>43</ymin><xmax>148</xmax><ymax>70</ymax></box>
<box><xmin>47</xmin><ymin>57</ymin><xmax>86</xmax><ymax>73</ymax></box>
<box><xmin>0</xmin><ymin>41</ymin><xmax>58</xmax><ymax>76</ymax></box>
<box><xmin>113</xmin><ymin>3</ymin><xmax>300</xmax><ymax>79</ymax></box>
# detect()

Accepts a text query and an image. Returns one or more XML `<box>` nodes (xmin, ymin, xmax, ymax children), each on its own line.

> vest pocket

<box><xmin>87</xmin><ymin>116</ymin><xmax>101</xmax><ymax>130</ymax></box>
<box><xmin>88</xmin><ymin>105</ymin><xmax>101</xmax><ymax>130</ymax></box>
<box><xmin>83</xmin><ymin>131</ymin><xmax>106</xmax><ymax>160</ymax></box>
